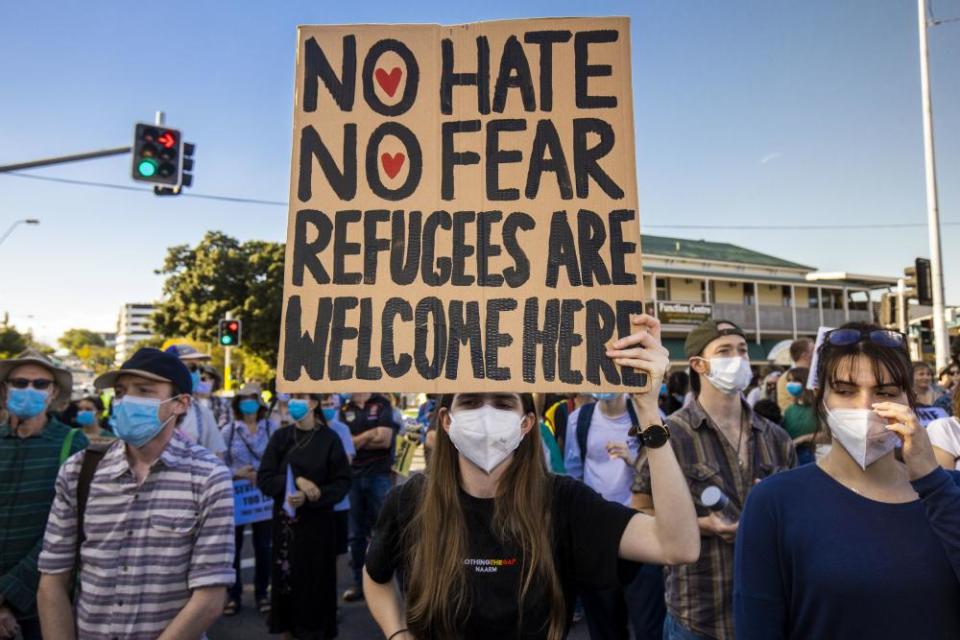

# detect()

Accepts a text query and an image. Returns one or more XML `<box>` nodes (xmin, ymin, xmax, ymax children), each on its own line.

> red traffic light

<box><xmin>157</xmin><ymin>132</ymin><xmax>177</xmax><ymax>149</ymax></box>
<box><xmin>228</xmin><ymin>322</ymin><xmax>238</xmax><ymax>331</ymax></box>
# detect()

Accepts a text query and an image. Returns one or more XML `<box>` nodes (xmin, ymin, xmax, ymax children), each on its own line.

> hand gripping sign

<box><xmin>279</xmin><ymin>18</ymin><xmax>647</xmax><ymax>393</ymax></box>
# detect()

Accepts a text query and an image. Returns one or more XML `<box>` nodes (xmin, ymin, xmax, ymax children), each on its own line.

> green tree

<box><xmin>0</xmin><ymin>325</ymin><xmax>28</xmax><ymax>358</ymax></box>
<box><xmin>152</xmin><ymin>231</ymin><xmax>284</xmax><ymax>367</ymax></box>
<box><xmin>59</xmin><ymin>328</ymin><xmax>106</xmax><ymax>352</ymax></box>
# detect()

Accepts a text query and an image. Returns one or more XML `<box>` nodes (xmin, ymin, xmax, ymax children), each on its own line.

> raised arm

<box><xmin>607</xmin><ymin>314</ymin><xmax>699</xmax><ymax>565</ymax></box>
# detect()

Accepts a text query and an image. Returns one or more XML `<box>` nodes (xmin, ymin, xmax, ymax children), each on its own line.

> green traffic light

<box><xmin>221</xmin><ymin>336</ymin><xmax>233</xmax><ymax>345</ymax></box>
<box><xmin>138</xmin><ymin>159</ymin><xmax>158</xmax><ymax>177</ymax></box>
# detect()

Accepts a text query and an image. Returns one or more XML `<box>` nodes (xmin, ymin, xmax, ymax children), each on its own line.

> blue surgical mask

<box><xmin>322</xmin><ymin>407</ymin><xmax>338</xmax><ymax>422</ymax></box>
<box><xmin>76</xmin><ymin>410</ymin><xmax>96</xmax><ymax>427</ymax></box>
<box><xmin>660</xmin><ymin>383</ymin><xmax>668</xmax><ymax>396</ymax></box>
<box><xmin>591</xmin><ymin>392</ymin><xmax>619</xmax><ymax>401</ymax></box>
<box><xmin>288</xmin><ymin>399</ymin><xmax>310</xmax><ymax>421</ymax></box>
<box><xmin>195</xmin><ymin>381</ymin><xmax>212</xmax><ymax>395</ymax></box>
<box><xmin>190</xmin><ymin>370</ymin><xmax>201</xmax><ymax>393</ymax></box>
<box><xmin>113</xmin><ymin>395</ymin><xmax>177</xmax><ymax>447</ymax></box>
<box><xmin>6</xmin><ymin>388</ymin><xmax>49</xmax><ymax>419</ymax></box>
<box><xmin>239</xmin><ymin>399</ymin><xmax>260</xmax><ymax>416</ymax></box>
<box><xmin>786</xmin><ymin>381</ymin><xmax>804</xmax><ymax>397</ymax></box>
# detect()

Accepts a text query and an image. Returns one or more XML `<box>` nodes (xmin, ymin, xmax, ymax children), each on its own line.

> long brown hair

<box><xmin>403</xmin><ymin>393</ymin><xmax>566</xmax><ymax>639</ymax></box>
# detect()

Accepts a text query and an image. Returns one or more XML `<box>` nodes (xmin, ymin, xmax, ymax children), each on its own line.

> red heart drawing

<box><xmin>375</xmin><ymin>67</ymin><xmax>403</xmax><ymax>97</ymax></box>
<box><xmin>381</xmin><ymin>152</ymin><xmax>405</xmax><ymax>179</ymax></box>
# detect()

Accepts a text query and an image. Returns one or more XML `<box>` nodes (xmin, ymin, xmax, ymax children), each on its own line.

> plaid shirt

<box><xmin>0</xmin><ymin>418</ymin><xmax>87</xmax><ymax>618</ymax></box>
<box><xmin>633</xmin><ymin>399</ymin><xmax>796</xmax><ymax>640</ymax></box>
<box><xmin>39</xmin><ymin>432</ymin><xmax>235</xmax><ymax>639</ymax></box>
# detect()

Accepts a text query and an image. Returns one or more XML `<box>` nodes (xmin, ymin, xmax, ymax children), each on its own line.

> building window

<box><xmin>808</xmin><ymin>287</ymin><xmax>820</xmax><ymax>309</ymax></box>
<box><xmin>848</xmin><ymin>290</ymin><xmax>869</xmax><ymax>311</ymax></box>
<box><xmin>656</xmin><ymin>277</ymin><xmax>670</xmax><ymax>301</ymax></box>
<box><xmin>701</xmin><ymin>280</ymin><xmax>715</xmax><ymax>303</ymax></box>
<box><xmin>743</xmin><ymin>282</ymin><xmax>755</xmax><ymax>306</ymax></box>
<box><xmin>782</xmin><ymin>285</ymin><xmax>792</xmax><ymax>307</ymax></box>
<box><xmin>823</xmin><ymin>289</ymin><xmax>844</xmax><ymax>310</ymax></box>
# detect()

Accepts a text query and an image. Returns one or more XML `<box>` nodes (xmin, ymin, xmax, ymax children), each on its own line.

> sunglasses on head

<box><xmin>7</xmin><ymin>377</ymin><xmax>54</xmax><ymax>390</ymax></box>
<box><xmin>824</xmin><ymin>328</ymin><xmax>905</xmax><ymax>349</ymax></box>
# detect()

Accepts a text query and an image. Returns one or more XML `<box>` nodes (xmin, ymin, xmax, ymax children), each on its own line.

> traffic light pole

<box><xmin>0</xmin><ymin>146</ymin><xmax>131</xmax><ymax>174</ymax></box>
<box><xmin>897</xmin><ymin>278</ymin><xmax>908</xmax><ymax>334</ymax></box>
<box><xmin>224</xmin><ymin>311</ymin><xmax>234</xmax><ymax>392</ymax></box>
<box><xmin>918</xmin><ymin>0</ymin><xmax>949</xmax><ymax>369</ymax></box>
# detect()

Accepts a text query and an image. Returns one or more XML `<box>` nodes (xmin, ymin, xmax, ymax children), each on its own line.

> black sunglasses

<box><xmin>825</xmin><ymin>328</ymin><xmax>905</xmax><ymax>349</ymax></box>
<box><xmin>186</xmin><ymin>364</ymin><xmax>200</xmax><ymax>373</ymax></box>
<box><xmin>7</xmin><ymin>377</ymin><xmax>54</xmax><ymax>390</ymax></box>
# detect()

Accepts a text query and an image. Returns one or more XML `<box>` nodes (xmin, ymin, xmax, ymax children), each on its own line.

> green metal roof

<box><xmin>641</xmin><ymin>235</ymin><xmax>814</xmax><ymax>271</ymax></box>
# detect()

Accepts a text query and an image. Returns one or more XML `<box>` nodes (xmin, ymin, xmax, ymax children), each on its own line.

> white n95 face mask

<box><xmin>447</xmin><ymin>405</ymin><xmax>525</xmax><ymax>474</ymax></box>
<box><xmin>704</xmin><ymin>356</ymin><xmax>753</xmax><ymax>395</ymax></box>
<box><xmin>825</xmin><ymin>407</ymin><xmax>899</xmax><ymax>470</ymax></box>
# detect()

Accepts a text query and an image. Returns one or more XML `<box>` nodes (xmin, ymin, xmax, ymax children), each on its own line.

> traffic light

<box><xmin>132</xmin><ymin>123</ymin><xmax>182</xmax><ymax>186</ymax></box>
<box><xmin>219</xmin><ymin>319</ymin><xmax>241</xmax><ymax>347</ymax></box>
<box><xmin>904</xmin><ymin>258</ymin><xmax>933</xmax><ymax>306</ymax></box>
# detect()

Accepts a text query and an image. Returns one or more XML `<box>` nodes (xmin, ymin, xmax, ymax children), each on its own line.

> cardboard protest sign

<box><xmin>279</xmin><ymin>18</ymin><xmax>646</xmax><ymax>392</ymax></box>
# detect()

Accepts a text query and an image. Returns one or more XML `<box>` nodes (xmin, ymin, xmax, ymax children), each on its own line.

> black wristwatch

<box><xmin>629</xmin><ymin>424</ymin><xmax>671</xmax><ymax>449</ymax></box>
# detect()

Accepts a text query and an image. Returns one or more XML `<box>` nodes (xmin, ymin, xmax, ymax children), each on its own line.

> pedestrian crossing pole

<box><xmin>224</xmin><ymin>310</ymin><xmax>234</xmax><ymax>392</ymax></box>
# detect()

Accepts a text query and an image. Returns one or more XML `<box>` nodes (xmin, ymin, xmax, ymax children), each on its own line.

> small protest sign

<box><xmin>916</xmin><ymin>406</ymin><xmax>949</xmax><ymax>427</ymax></box>
<box><xmin>278</xmin><ymin>18</ymin><xmax>646</xmax><ymax>393</ymax></box>
<box><xmin>233</xmin><ymin>479</ymin><xmax>274</xmax><ymax>526</ymax></box>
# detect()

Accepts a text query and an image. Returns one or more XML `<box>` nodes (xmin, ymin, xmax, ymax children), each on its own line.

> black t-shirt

<box><xmin>340</xmin><ymin>394</ymin><xmax>396</xmax><ymax>475</ymax></box>
<box><xmin>365</xmin><ymin>474</ymin><xmax>638</xmax><ymax>639</ymax></box>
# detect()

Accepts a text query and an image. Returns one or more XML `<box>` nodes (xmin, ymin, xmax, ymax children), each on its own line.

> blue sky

<box><xmin>1</xmin><ymin>1</ymin><xmax>958</xmax><ymax>344</ymax></box>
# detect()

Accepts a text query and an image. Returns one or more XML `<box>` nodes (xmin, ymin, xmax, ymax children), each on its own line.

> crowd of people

<box><xmin>1</xmin><ymin>313</ymin><xmax>959</xmax><ymax>640</ymax></box>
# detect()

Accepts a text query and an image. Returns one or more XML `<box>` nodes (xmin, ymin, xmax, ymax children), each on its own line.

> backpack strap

<box><xmin>577</xmin><ymin>403</ymin><xmax>596</xmax><ymax>464</ymax></box>
<box><xmin>59</xmin><ymin>428</ymin><xmax>77</xmax><ymax>466</ymax></box>
<box><xmin>76</xmin><ymin>449</ymin><xmax>106</xmax><ymax>573</ymax></box>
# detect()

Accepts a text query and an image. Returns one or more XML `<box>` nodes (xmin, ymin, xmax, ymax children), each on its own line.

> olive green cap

<box><xmin>684</xmin><ymin>320</ymin><xmax>746</xmax><ymax>358</ymax></box>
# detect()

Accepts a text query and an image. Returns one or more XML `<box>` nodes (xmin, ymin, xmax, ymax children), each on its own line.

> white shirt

<box><xmin>178</xmin><ymin>401</ymin><xmax>227</xmax><ymax>454</ymax></box>
<box><xmin>927</xmin><ymin>417</ymin><xmax>960</xmax><ymax>469</ymax></box>
<box><xmin>565</xmin><ymin>402</ymin><xmax>639</xmax><ymax>506</ymax></box>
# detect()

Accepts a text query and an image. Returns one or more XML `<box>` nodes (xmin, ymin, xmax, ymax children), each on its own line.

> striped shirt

<box><xmin>0</xmin><ymin>418</ymin><xmax>87</xmax><ymax>618</ymax></box>
<box><xmin>39</xmin><ymin>431</ymin><xmax>235</xmax><ymax>639</ymax></box>
<box><xmin>633</xmin><ymin>399</ymin><xmax>796</xmax><ymax>640</ymax></box>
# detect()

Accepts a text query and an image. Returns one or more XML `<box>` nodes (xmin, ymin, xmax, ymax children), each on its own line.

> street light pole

<box><xmin>0</xmin><ymin>219</ymin><xmax>40</xmax><ymax>248</ymax></box>
<box><xmin>918</xmin><ymin>0</ymin><xmax>949</xmax><ymax>369</ymax></box>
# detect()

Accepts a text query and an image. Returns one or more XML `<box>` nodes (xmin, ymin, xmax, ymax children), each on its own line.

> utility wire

<box><xmin>2</xmin><ymin>171</ymin><xmax>287</xmax><ymax>206</ymax></box>
<box><xmin>3</xmin><ymin>170</ymin><xmax>957</xmax><ymax>231</ymax></box>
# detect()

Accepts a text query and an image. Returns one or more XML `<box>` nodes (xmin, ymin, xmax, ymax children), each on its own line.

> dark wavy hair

<box><xmin>812</xmin><ymin>322</ymin><xmax>915</xmax><ymax>436</ymax></box>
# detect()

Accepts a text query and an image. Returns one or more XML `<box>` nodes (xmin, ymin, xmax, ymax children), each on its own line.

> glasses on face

<box><xmin>825</xmin><ymin>329</ymin><xmax>905</xmax><ymax>349</ymax></box>
<box><xmin>7</xmin><ymin>377</ymin><xmax>54</xmax><ymax>390</ymax></box>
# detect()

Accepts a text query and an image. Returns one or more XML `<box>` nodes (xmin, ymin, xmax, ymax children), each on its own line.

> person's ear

<box><xmin>689</xmin><ymin>356</ymin><xmax>709</xmax><ymax>376</ymax></box>
<box><xmin>520</xmin><ymin>413</ymin><xmax>536</xmax><ymax>437</ymax></box>
<box><xmin>439</xmin><ymin>407</ymin><xmax>451</xmax><ymax>433</ymax></box>
<box><xmin>171</xmin><ymin>394</ymin><xmax>190</xmax><ymax>417</ymax></box>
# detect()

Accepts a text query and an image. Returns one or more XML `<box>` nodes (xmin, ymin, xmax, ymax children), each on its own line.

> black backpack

<box><xmin>576</xmin><ymin>400</ymin><xmax>640</xmax><ymax>464</ymax></box>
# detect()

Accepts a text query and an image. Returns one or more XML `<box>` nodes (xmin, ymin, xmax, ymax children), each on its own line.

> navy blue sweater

<box><xmin>734</xmin><ymin>464</ymin><xmax>960</xmax><ymax>639</ymax></box>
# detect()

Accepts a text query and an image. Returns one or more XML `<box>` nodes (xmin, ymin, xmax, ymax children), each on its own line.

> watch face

<box><xmin>643</xmin><ymin>424</ymin><xmax>670</xmax><ymax>448</ymax></box>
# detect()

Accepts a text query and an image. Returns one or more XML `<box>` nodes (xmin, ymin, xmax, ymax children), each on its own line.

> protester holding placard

<box><xmin>221</xmin><ymin>382</ymin><xmax>278</xmax><ymax>616</ymax></box>
<box><xmin>257</xmin><ymin>397</ymin><xmax>351</xmax><ymax>639</ymax></box>
<box><xmin>734</xmin><ymin>324</ymin><xmax>960</xmax><ymax>639</ymax></box>
<box><xmin>362</xmin><ymin>314</ymin><xmax>699</xmax><ymax>640</ymax></box>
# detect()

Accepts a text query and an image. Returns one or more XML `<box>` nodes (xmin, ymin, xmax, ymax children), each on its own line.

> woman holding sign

<box><xmin>734</xmin><ymin>324</ymin><xmax>960</xmax><ymax>639</ymax></box>
<box><xmin>362</xmin><ymin>314</ymin><xmax>700</xmax><ymax>640</ymax></box>
<box><xmin>221</xmin><ymin>383</ymin><xmax>278</xmax><ymax>616</ymax></box>
<box><xmin>258</xmin><ymin>393</ymin><xmax>351</xmax><ymax>640</ymax></box>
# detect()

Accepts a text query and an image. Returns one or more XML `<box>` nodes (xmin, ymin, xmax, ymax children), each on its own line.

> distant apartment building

<box><xmin>115</xmin><ymin>303</ymin><xmax>156</xmax><ymax>365</ymax></box>
<box><xmin>639</xmin><ymin>236</ymin><xmax>896</xmax><ymax>362</ymax></box>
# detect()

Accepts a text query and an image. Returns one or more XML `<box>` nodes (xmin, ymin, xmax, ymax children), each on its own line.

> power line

<box><xmin>2</xmin><ymin>171</ymin><xmax>287</xmax><ymax>207</ymax></box>
<box><xmin>3</xmin><ymin>170</ymin><xmax>957</xmax><ymax>231</ymax></box>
